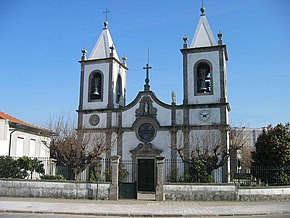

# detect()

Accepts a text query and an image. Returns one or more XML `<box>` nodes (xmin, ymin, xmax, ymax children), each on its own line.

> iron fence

<box><xmin>8</xmin><ymin>156</ymin><xmax>287</xmax><ymax>186</ymax></box>
<box><xmin>56</xmin><ymin>158</ymin><xmax>110</xmax><ymax>181</ymax></box>
<box><xmin>164</xmin><ymin>159</ymin><xmax>223</xmax><ymax>183</ymax></box>
<box><xmin>234</xmin><ymin>166</ymin><xmax>290</xmax><ymax>186</ymax></box>
<box><xmin>55</xmin><ymin>158</ymin><xmax>225</xmax><ymax>183</ymax></box>
<box><xmin>119</xmin><ymin>160</ymin><xmax>137</xmax><ymax>183</ymax></box>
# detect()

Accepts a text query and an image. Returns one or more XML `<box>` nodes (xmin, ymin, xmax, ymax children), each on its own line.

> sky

<box><xmin>0</xmin><ymin>0</ymin><xmax>289</xmax><ymax>128</ymax></box>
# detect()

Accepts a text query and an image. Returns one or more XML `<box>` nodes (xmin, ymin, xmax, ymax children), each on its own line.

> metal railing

<box><xmin>9</xmin><ymin>156</ymin><xmax>287</xmax><ymax>186</ymax></box>
<box><xmin>164</xmin><ymin>159</ymin><xmax>223</xmax><ymax>183</ymax></box>
<box><xmin>234</xmin><ymin>166</ymin><xmax>290</xmax><ymax>186</ymax></box>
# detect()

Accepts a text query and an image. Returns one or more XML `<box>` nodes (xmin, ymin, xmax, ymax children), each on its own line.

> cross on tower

<box><xmin>103</xmin><ymin>8</ymin><xmax>110</xmax><ymax>21</ymax></box>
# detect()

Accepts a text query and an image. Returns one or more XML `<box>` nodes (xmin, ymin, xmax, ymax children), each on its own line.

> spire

<box><xmin>89</xmin><ymin>9</ymin><xmax>119</xmax><ymax>60</ymax></box>
<box><xmin>190</xmin><ymin>5</ymin><xmax>217</xmax><ymax>48</ymax></box>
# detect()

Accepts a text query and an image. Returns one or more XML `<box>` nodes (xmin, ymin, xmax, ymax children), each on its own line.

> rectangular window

<box><xmin>29</xmin><ymin>139</ymin><xmax>36</xmax><ymax>157</ymax></box>
<box><xmin>40</xmin><ymin>141</ymin><xmax>46</xmax><ymax>157</ymax></box>
<box><xmin>16</xmin><ymin>137</ymin><xmax>24</xmax><ymax>157</ymax></box>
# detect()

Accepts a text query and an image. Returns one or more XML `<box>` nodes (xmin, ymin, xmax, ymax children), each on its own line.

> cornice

<box><xmin>79</xmin><ymin>57</ymin><xmax>128</xmax><ymax>70</ymax></box>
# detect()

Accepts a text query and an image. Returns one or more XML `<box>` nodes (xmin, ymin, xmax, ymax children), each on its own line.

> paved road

<box><xmin>0</xmin><ymin>197</ymin><xmax>290</xmax><ymax>217</ymax></box>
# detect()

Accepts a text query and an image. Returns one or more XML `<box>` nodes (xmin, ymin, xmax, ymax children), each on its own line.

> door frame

<box><xmin>137</xmin><ymin>157</ymin><xmax>156</xmax><ymax>193</ymax></box>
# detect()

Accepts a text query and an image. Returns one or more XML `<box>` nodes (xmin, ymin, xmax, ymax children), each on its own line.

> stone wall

<box><xmin>1</xmin><ymin>179</ymin><xmax>290</xmax><ymax>201</ymax></box>
<box><xmin>238</xmin><ymin>187</ymin><xmax>290</xmax><ymax>201</ymax></box>
<box><xmin>164</xmin><ymin>184</ymin><xmax>290</xmax><ymax>201</ymax></box>
<box><xmin>164</xmin><ymin>184</ymin><xmax>237</xmax><ymax>201</ymax></box>
<box><xmin>0</xmin><ymin>179</ymin><xmax>110</xmax><ymax>200</ymax></box>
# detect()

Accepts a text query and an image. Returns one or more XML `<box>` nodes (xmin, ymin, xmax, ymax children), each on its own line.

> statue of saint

<box><xmin>171</xmin><ymin>91</ymin><xmax>176</xmax><ymax>104</ymax></box>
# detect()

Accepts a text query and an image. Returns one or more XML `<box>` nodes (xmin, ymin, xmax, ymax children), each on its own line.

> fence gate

<box><xmin>119</xmin><ymin>161</ymin><xmax>137</xmax><ymax>199</ymax></box>
<box><xmin>119</xmin><ymin>182</ymin><xmax>137</xmax><ymax>199</ymax></box>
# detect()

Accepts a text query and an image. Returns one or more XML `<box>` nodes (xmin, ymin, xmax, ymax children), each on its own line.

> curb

<box><xmin>1</xmin><ymin>210</ymin><xmax>290</xmax><ymax>217</ymax></box>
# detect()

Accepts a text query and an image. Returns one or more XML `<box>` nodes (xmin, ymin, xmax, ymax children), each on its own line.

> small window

<box><xmin>115</xmin><ymin>75</ymin><xmax>122</xmax><ymax>103</ymax></box>
<box><xmin>196</xmin><ymin>62</ymin><xmax>212</xmax><ymax>94</ymax></box>
<box><xmin>89</xmin><ymin>71</ymin><xmax>103</xmax><ymax>101</ymax></box>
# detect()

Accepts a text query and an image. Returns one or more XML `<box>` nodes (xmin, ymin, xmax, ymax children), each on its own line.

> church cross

<box><xmin>143</xmin><ymin>63</ymin><xmax>152</xmax><ymax>91</ymax></box>
<box><xmin>103</xmin><ymin>8</ymin><xmax>110</xmax><ymax>21</ymax></box>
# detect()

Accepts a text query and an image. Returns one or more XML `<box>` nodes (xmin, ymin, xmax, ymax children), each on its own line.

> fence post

<box><xmin>109</xmin><ymin>155</ymin><xmax>120</xmax><ymax>200</ymax></box>
<box><xmin>156</xmin><ymin>156</ymin><xmax>165</xmax><ymax>201</ymax></box>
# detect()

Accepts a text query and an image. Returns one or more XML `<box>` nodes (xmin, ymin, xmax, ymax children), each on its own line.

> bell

<box><xmin>205</xmin><ymin>73</ymin><xmax>211</xmax><ymax>81</ymax></box>
<box><xmin>92</xmin><ymin>87</ymin><xmax>99</xmax><ymax>95</ymax></box>
<box><xmin>199</xmin><ymin>80</ymin><xmax>208</xmax><ymax>92</ymax></box>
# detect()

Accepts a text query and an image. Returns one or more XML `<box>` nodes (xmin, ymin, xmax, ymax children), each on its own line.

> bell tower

<box><xmin>78</xmin><ymin>20</ymin><xmax>128</xmax><ymax>112</ymax></box>
<box><xmin>181</xmin><ymin>7</ymin><xmax>228</xmax><ymax>105</ymax></box>
<box><xmin>181</xmin><ymin>6</ymin><xmax>230</xmax><ymax>182</ymax></box>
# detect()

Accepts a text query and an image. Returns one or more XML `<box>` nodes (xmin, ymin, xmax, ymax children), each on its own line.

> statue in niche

<box><xmin>135</xmin><ymin>96</ymin><xmax>157</xmax><ymax>118</ymax></box>
<box><xmin>144</xmin><ymin>102</ymin><xmax>149</xmax><ymax>115</ymax></box>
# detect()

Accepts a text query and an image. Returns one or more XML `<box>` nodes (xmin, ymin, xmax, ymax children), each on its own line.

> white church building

<box><xmin>77</xmin><ymin>7</ymin><xmax>230</xmax><ymax>192</ymax></box>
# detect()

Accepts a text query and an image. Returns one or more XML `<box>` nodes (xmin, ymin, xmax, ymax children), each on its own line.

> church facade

<box><xmin>77</xmin><ymin>7</ymin><xmax>230</xmax><ymax>189</ymax></box>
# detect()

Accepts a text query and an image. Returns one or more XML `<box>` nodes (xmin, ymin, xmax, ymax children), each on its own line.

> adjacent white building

<box><xmin>0</xmin><ymin>111</ymin><xmax>54</xmax><ymax>176</ymax></box>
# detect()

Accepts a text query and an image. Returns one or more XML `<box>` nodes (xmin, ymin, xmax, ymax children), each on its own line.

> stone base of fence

<box><xmin>164</xmin><ymin>184</ymin><xmax>238</xmax><ymax>201</ymax></box>
<box><xmin>0</xmin><ymin>179</ymin><xmax>110</xmax><ymax>200</ymax></box>
<box><xmin>238</xmin><ymin>186</ymin><xmax>290</xmax><ymax>201</ymax></box>
<box><xmin>1</xmin><ymin>179</ymin><xmax>290</xmax><ymax>201</ymax></box>
<box><xmin>164</xmin><ymin>183</ymin><xmax>290</xmax><ymax>201</ymax></box>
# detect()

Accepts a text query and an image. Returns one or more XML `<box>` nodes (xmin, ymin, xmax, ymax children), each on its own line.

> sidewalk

<box><xmin>0</xmin><ymin>197</ymin><xmax>290</xmax><ymax>217</ymax></box>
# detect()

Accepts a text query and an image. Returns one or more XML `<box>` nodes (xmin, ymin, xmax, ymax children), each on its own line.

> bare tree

<box><xmin>47</xmin><ymin>113</ymin><xmax>109</xmax><ymax>180</ymax></box>
<box><xmin>229</xmin><ymin>127</ymin><xmax>253</xmax><ymax>172</ymax></box>
<box><xmin>176</xmin><ymin>127</ymin><xmax>229</xmax><ymax>183</ymax></box>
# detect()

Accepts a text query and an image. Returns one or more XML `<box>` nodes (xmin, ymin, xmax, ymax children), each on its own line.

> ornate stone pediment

<box><xmin>135</xmin><ymin>96</ymin><xmax>157</xmax><ymax>118</ymax></box>
<box><xmin>130</xmin><ymin>143</ymin><xmax>162</xmax><ymax>157</ymax></box>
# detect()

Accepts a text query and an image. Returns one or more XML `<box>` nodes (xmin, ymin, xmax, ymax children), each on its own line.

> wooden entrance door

<box><xmin>137</xmin><ymin>159</ymin><xmax>155</xmax><ymax>192</ymax></box>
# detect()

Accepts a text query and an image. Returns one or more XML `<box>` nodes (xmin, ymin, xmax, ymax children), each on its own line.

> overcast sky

<box><xmin>0</xmin><ymin>0</ymin><xmax>289</xmax><ymax>128</ymax></box>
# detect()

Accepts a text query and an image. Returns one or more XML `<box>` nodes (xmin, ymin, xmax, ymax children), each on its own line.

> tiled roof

<box><xmin>0</xmin><ymin>111</ymin><xmax>29</xmax><ymax>125</ymax></box>
<box><xmin>0</xmin><ymin>111</ymin><xmax>52</xmax><ymax>135</ymax></box>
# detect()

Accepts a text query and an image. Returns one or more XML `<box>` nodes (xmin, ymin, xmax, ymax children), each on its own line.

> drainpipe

<box><xmin>8</xmin><ymin>124</ymin><xmax>20</xmax><ymax>157</ymax></box>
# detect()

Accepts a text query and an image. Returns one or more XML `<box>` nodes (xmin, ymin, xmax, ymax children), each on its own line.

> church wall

<box><xmin>82</xmin><ymin>63</ymin><xmax>109</xmax><ymax>110</ymax></box>
<box><xmin>83</xmin><ymin>113</ymin><xmax>107</xmax><ymax>128</ymax></box>
<box><xmin>121</xmin><ymin>130</ymin><xmax>172</xmax><ymax>160</ymax></box>
<box><xmin>151</xmin><ymin>130</ymin><xmax>171</xmax><ymax>159</ymax></box>
<box><xmin>153</xmin><ymin>103</ymin><xmax>171</xmax><ymax>126</ymax></box>
<box><xmin>222</xmin><ymin>53</ymin><xmax>228</xmax><ymax>99</ymax></box>
<box><xmin>111</xmin><ymin>132</ymin><xmax>117</xmax><ymax>156</ymax></box>
<box><xmin>189</xmin><ymin>108</ymin><xmax>220</xmax><ymax>125</ymax></box>
<box><xmin>112</xmin><ymin>62</ymin><xmax>127</xmax><ymax>108</ymax></box>
<box><xmin>85</xmin><ymin>132</ymin><xmax>107</xmax><ymax>158</ymax></box>
<box><xmin>176</xmin><ymin>130</ymin><xmax>184</xmax><ymax>150</ymax></box>
<box><xmin>122</xmin><ymin>132</ymin><xmax>140</xmax><ymax>160</ymax></box>
<box><xmin>188</xmin><ymin>129</ymin><xmax>220</xmax><ymax>154</ymax></box>
<box><xmin>122</xmin><ymin>104</ymin><xmax>140</xmax><ymax>127</ymax></box>
<box><xmin>111</xmin><ymin>112</ymin><xmax>117</xmax><ymax>127</ymax></box>
<box><xmin>187</xmin><ymin>51</ymin><xmax>221</xmax><ymax>104</ymax></box>
<box><xmin>176</xmin><ymin>109</ymin><xmax>184</xmax><ymax>125</ymax></box>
